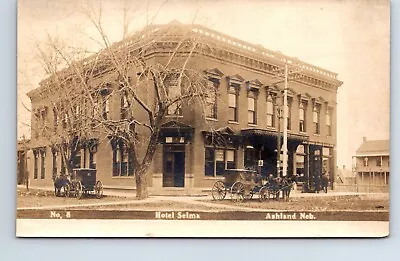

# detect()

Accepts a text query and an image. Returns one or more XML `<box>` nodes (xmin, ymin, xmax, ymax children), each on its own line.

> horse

<box><xmin>54</xmin><ymin>173</ymin><xmax>70</xmax><ymax>197</ymax></box>
<box><xmin>321</xmin><ymin>174</ymin><xmax>329</xmax><ymax>193</ymax></box>
<box><xmin>280</xmin><ymin>176</ymin><xmax>297</xmax><ymax>201</ymax></box>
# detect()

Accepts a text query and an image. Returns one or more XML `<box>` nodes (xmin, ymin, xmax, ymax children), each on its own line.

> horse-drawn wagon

<box><xmin>54</xmin><ymin>168</ymin><xmax>103</xmax><ymax>199</ymax></box>
<box><xmin>211</xmin><ymin>169</ymin><xmax>295</xmax><ymax>202</ymax></box>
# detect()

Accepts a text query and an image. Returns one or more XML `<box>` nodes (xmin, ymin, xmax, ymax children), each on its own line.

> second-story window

<box><xmin>228</xmin><ymin>86</ymin><xmax>238</xmax><ymax>122</ymax></box>
<box><xmin>103</xmin><ymin>97</ymin><xmax>110</xmax><ymax>120</ymax></box>
<box><xmin>299</xmin><ymin>101</ymin><xmax>307</xmax><ymax>132</ymax></box>
<box><xmin>121</xmin><ymin>91</ymin><xmax>129</xmax><ymax>120</ymax></box>
<box><xmin>266</xmin><ymin>94</ymin><xmax>275</xmax><ymax>127</ymax></box>
<box><xmin>53</xmin><ymin>107</ymin><xmax>58</xmax><ymax>132</ymax></box>
<box><xmin>62</xmin><ymin>110</ymin><xmax>68</xmax><ymax>129</ymax></box>
<box><xmin>167</xmin><ymin>76</ymin><xmax>182</xmax><ymax>116</ymax></box>
<box><xmin>326</xmin><ymin>107</ymin><xmax>332</xmax><ymax>136</ymax></box>
<box><xmin>205</xmin><ymin>80</ymin><xmax>218</xmax><ymax>119</ymax></box>
<box><xmin>248</xmin><ymin>91</ymin><xmax>257</xmax><ymax>124</ymax></box>
<box><xmin>313</xmin><ymin>104</ymin><xmax>321</xmax><ymax>134</ymax></box>
<box><xmin>287</xmin><ymin>98</ymin><xmax>292</xmax><ymax>130</ymax></box>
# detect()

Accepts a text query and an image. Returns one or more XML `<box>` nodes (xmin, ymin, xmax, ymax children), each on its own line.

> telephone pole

<box><xmin>271</xmin><ymin>61</ymin><xmax>302</xmax><ymax>177</ymax></box>
<box><xmin>282</xmin><ymin>63</ymin><xmax>288</xmax><ymax>177</ymax></box>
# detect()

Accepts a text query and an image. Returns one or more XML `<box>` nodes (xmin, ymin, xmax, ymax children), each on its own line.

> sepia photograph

<box><xmin>16</xmin><ymin>0</ymin><xmax>390</xmax><ymax>237</ymax></box>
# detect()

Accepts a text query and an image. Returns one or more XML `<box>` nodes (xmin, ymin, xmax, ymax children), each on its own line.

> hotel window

<box><xmin>33</xmin><ymin>151</ymin><xmax>39</xmax><ymax>179</ymax></box>
<box><xmin>112</xmin><ymin>142</ymin><xmax>133</xmax><ymax>177</ymax></box>
<box><xmin>248</xmin><ymin>91</ymin><xmax>257</xmax><ymax>124</ymax></box>
<box><xmin>228</xmin><ymin>86</ymin><xmax>238</xmax><ymax>122</ymax></box>
<box><xmin>313</xmin><ymin>104</ymin><xmax>321</xmax><ymax>134</ymax></box>
<box><xmin>167</xmin><ymin>77</ymin><xmax>182</xmax><ymax>116</ymax></box>
<box><xmin>299</xmin><ymin>101</ymin><xmax>307</xmax><ymax>132</ymax></box>
<box><xmin>287</xmin><ymin>98</ymin><xmax>292</xmax><ymax>130</ymax></box>
<box><xmin>103</xmin><ymin>97</ymin><xmax>110</xmax><ymax>120</ymax></box>
<box><xmin>74</xmin><ymin>104</ymin><xmax>81</xmax><ymax>118</ymax></box>
<box><xmin>266</xmin><ymin>94</ymin><xmax>275</xmax><ymax>127</ymax></box>
<box><xmin>73</xmin><ymin>104</ymin><xmax>81</xmax><ymax>128</ymax></box>
<box><xmin>326</xmin><ymin>107</ymin><xmax>333</xmax><ymax>136</ymax></box>
<box><xmin>72</xmin><ymin>150</ymin><xmax>81</xmax><ymax>169</ymax></box>
<box><xmin>206</xmin><ymin>80</ymin><xmax>218</xmax><ymax>119</ymax></box>
<box><xmin>89</xmin><ymin>150</ymin><xmax>97</xmax><ymax>169</ymax></box>
<box><xmin>40</xmin><ymin>150</ymin><xmax>46</xmax><ymax>180</ymax></box>
<box><xmin>52</xmin><ymin>150</ymin><xmax>57</xmax><ymax>181</ymax></box>
<box><xmin>53</xmin><ymin>107</ymin><xmax>58</xmax><ymax>132</ymax></box>
<box><xmin>204</xmin><ymin>148</ymin><xmax>236</xmax><ymax>177</ymax></box>
<box><xmin>121</xmin><ymin>91</ymin><xmax>129</xmax><ymax>119</ymax></box>
<box><xmin>363</xmin><ymin>157</ymin><xmax>369</xmax><ymax>167</ymax></box>
<box><xmin>62</xmin><ymin>112</ymin><xmax>69</xmax><ymax>129</ymax></box>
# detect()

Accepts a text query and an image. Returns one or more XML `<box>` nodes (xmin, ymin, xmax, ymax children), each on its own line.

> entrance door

<box><xmin>163</xmin><ymin>146</ymin><xmax>185</xmax><ymax>187</ymax></box>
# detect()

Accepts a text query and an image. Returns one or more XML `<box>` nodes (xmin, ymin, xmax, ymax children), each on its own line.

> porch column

<box><xmin>237</xmin><ymin>147</ymin><xmax>245</xmax><ymax>169</ymax></box>
<box><xmin>304</xmin><ymin>144</ymin><xmax>310</xmax><ymax>190</ymax></box>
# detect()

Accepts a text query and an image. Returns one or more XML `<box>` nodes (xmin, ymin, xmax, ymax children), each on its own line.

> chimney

<box><xmin>363</xmin><ymin>136</ymin><xmax>367</xmax><ymax>143</ymax></box>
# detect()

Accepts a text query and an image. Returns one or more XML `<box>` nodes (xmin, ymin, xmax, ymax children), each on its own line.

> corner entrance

<box><xmin>163</xmin><ymin>145</ymin><xmax>185</xmax><ymax>187</ymax></box>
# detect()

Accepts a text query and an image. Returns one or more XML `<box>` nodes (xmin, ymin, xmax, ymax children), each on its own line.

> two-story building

<box><xmin>25</xmin><ymin>21</ymin><xmax>343</xmax><ymax>194</ymax></box>
<box><xmin>353</xmin><ymin>137</ymin><xmax>389</xmax><ymax>192</ymax></box>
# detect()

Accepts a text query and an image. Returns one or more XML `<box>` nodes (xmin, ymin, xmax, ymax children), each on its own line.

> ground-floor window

<box><xmin>33</xmin><ymin>152</ymin><xmax>39</xmax><ymax>179</ymax></box>
<box><xmin>112</xmin><ymin>142</ymin><xmax>133</xmax><ymax>177</ymax></box>
<box><xmin>40</xmin><ymin>150</ymin><xmax>46</xmax><ymax>179</ymax></box>
<box><xmin>89</xmin><ymin>151</ymin><xmax>96</xmax><ymax>169</ymax></box>
<box><xmin>205</xmin><ymin>147</ymin><xmax>236</xmax><ymax>177</ymax></box>
<box><xmin>72</xmin><ymin>150</ymin><xmax>81</xmax><ymax>169</ymax></box>
<box><xmin>244</xmin><ymin>148</ymin><xmax>256</xmax><ymax>170</ymax></box>
<box><xmin>52</xmin><ymin>150</ymin><xmax>57</xmax><ymax>180</ymax></box>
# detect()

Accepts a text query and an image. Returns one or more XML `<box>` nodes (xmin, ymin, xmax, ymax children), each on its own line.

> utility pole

<box><xmin>282</xmin><ymin>63</ymin><xmax>288</xmax><ymax>177</ymax></box>
<box><xmin>276</xmin><ymin>106</ymin><xmax>281</xmax><ymax>176</ymax></box>
<box><xmin>271</xmin><ymin>61</ymin><xmax>301</xmax><ymax>177</ymax></box>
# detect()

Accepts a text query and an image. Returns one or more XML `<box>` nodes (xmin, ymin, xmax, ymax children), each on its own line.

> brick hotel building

<box><xmin>24</xmin><ymin>21</ymin><xmax>343</xmax><ymax>194</ymax></box>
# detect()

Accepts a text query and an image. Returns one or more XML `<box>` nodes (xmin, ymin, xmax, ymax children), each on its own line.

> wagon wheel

<box><xmin>95</xmin><ymin>181</ymin><xmax>104</xmax><ymax>199</ymax></box>
<box><xmin>63</xmin><ymin>183</ymin><xmax>71</xmax><ymax>198</ymax></box>
<box><xmin>211</xmin><ymin>180</ymin><xmax>226</xmax><ymax>201</ymax></box>
<box><xmin>75</xmin><ymin>181</ymin><xmax>83</xmax><ymax>200</ymax></box>
<box><xmin>259</xmin><ymin>186</ymin><xmax>269</xmax><ymax>201</ymax></box>
<box><xmin>54</xmin><ymin>186</ymin><xmax>60</xmax><ymax>197</ymax></box>
<box><xmin>230</xmin><ymin>182</ymin><xmax>245</xmax><ymax>202</ymax></box>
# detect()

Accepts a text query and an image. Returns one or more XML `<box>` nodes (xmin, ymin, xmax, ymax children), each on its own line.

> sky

<box><xmin>17</xmin><ymin>0</ymin><xmax>390</xmax><ymax>169</ymax></box>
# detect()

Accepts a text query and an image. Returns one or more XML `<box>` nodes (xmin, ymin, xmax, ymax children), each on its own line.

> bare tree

<box><xmin>28</xmin><ymin>1</ymin><xmax>217</xmax><ymax>199</ymax></box>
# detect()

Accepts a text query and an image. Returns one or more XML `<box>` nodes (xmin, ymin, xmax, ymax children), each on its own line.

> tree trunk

<box><xmin>135</xmin><ymin>167</ymin><xmax>149</xmax><ymax>199</ymax></box>
<box><xmin>134</xmin><ymin>132</ymin><xmax>159</xmax><ymax>199</ymax></box>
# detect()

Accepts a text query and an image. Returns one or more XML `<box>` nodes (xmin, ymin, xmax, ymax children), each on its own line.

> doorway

<box><xmin>163</xmin><ymin>145</ymin><xmax>185</xmax><ymax>187</ymax></box>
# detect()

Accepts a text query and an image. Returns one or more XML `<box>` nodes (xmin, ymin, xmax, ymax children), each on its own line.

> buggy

<box><xmin>54</xmin><ymin>168</ymin><xmax>103</xmax><ymax>199</ymax></box>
